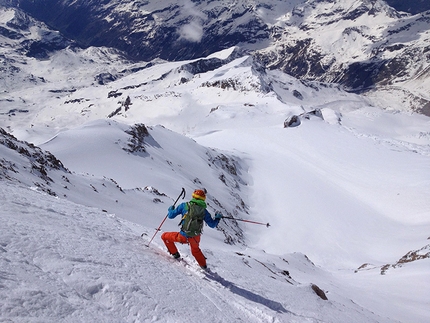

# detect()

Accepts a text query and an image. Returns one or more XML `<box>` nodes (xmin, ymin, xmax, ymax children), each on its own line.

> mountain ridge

<box><xmin>4</xmin><ymin>0</ymin><xmax>430</xmax><ymax>116</ymax></box>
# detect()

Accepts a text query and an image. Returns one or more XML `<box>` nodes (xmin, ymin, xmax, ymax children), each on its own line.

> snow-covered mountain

<box><xmin>7</xmin><ymin>0</ymin><xmax>430</xmax><ymax>115</ymax></box>
<box><xmin>1</xmin><ymin>2</ymin><xmax>430</xmax><ymax>323</ymax></box>
<box><xmin>0</xmin><ymin>5</ymin><xmax>367</xmax><ymax>144</ymax></box>
<box><xmin>253</xmin><ymin>0</ymin><xmax>430</xmax><ymax>115</ymax></box>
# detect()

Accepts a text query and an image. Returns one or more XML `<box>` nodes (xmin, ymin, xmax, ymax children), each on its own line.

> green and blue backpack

<box><xmin>181</xmin><ymin>201</ymin><xmax>206</xmax><ymax>237</ymax></box>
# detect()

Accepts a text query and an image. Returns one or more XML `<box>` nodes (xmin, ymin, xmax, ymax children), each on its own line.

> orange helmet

<box><xmin>192</xmin><ymin>189</ymin><xmax>206</xmax><ymax>200</ymax></box>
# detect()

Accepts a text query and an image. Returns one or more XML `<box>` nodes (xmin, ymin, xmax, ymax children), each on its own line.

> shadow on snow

<box><xmin>205</xmin><ymin>270</ymin><xmax>290</xmax><ymax>314</ymax></box>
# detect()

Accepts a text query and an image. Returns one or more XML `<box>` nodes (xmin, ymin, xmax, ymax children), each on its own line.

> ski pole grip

<box><xmin>173</xmin><ymin>187</ymin><xmax>186</xmax><ymax>206</ymax></box>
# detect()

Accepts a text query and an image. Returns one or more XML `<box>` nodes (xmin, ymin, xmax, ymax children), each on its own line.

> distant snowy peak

<box><xmin>0</xmin><ymin>6</ymin><xmax>129</xmax><ymax>63</ymax></box>
<box><xmin>265</xmin><ymin>0</ymin><xmax>428</xmax><ymax>74</ymax></box>
<box><xmin>254</xmin><ymin>0</ymin><xmax>430</xmax><ymax>114</ymax></box>
<box><xmin>0</xmin><ymin>6</ymin><xmax>137</xmax><ymax>91</ymax></box>
<box><xmin>0</xmin><ymin>6</ymin><xmax>71</xmax><ymax>93</ymax></box>
<box><xmin>0</xmin><ymin>6</ymin><xmax>71</xmax><ymax>59</ymax></box>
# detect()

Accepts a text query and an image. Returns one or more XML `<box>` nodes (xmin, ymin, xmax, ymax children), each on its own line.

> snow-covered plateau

<box><xmin>1</xmin><ymin>5</ymin><xmax>430</xmax><ymax>323</ymax></box>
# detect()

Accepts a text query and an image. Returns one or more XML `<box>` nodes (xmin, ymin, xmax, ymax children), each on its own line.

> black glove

<box><xmin>168</xmin><ymin>205</ymin><xmax>175</xmax><ymax>211</ymax></box>
<box><xmin>214</xmin><ymin>212</ymin><xmax>222</xmax><ymax>220</ymax></box>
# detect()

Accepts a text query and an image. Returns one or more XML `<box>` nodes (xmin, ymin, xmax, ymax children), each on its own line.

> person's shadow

<box><xmin>204</xmin><ymin>270</ymin><xmax>290</xmax><ymax>313</ymax></box>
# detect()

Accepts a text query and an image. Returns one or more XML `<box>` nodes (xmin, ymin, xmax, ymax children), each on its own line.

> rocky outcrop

<box><xmin>356</xmin><ymin>243</ymin><xmax>430</xmax><ymax>275</ymax></box>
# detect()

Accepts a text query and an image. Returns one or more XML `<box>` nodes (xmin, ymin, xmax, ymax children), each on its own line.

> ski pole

<box><xmin>144</xmin><ymin>187</ymin><xmax>186</xmax><ymax>245</ymax></box>
<box><xmin>221</xmin><ymin>216</ymin><xmax>270</xmax><ymax>228</ymax></box>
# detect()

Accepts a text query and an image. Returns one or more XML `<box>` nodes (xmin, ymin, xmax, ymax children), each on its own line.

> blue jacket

<box><xmin>168</xmin><ymin>199</ymin><xmax>219</xmax><ymax>237</ymax></box>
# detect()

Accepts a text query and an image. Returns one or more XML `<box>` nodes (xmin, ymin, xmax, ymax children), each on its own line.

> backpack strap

<box><xmin>177</xmin><ymin>202</ymin><xmax>190</xmax><ymax>226</ymax></box>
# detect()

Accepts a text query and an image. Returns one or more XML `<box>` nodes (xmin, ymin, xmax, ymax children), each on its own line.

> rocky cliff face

<box><xmin>3</xmin><ymin>0</ymin><xmax>430</xmax><ymax>115</ymax></box>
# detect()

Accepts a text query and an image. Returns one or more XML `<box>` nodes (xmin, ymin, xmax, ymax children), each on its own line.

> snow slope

<box><xmin>0</xmin><ymin>182</ymin><xmax>405</xmax><ymax>323</ymax></box>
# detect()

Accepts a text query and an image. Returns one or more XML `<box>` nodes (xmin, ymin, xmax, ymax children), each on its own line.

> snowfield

<box><xmin>1</xmin><ymin>180</ymin><xmax>423</xmax><ymax>323</ymax></box>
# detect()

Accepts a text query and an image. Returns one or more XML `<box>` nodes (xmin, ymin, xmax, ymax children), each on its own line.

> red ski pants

<box><xmin>161</xmin><ymin>232</ymin><xmax>206</xmax><ymax>267</ymax></box>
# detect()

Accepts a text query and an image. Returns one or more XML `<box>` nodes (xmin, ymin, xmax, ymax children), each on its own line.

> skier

<box><xmin>161</xmin><ymin>189</ymin><xmax>222</xmax><ymax>269</ymax></box>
